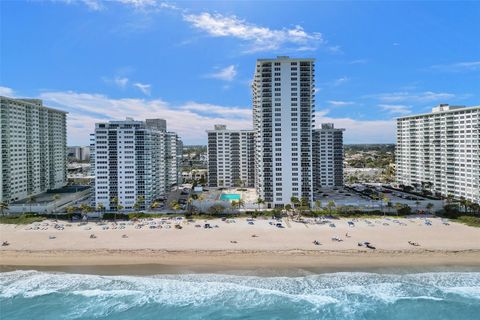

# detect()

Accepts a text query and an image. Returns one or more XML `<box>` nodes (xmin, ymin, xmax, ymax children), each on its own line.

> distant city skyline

<box><xmin>1</xmin><ymin>0</ymin><xmax>479</xmax><ymax>145</ymax></box>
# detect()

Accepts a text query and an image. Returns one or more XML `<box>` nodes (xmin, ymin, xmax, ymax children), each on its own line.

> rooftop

<box><xmin>0</xmin><ymin>96</ymin><xmax>68</xmax><ymax>114</ymax></box>
<box><xmin>397</xmin><ymin>104</ymin><xmax>480</xmax><ymax>120</ymax></box>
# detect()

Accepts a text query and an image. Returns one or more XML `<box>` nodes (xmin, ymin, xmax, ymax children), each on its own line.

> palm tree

<box><xmin>66</xmin><ymin>206</ymin><xmax>76</xmax><ymax>221</ymax></box>
<box><xmin>150</xmin><ymin>201</ymin><xmax>160</xmax><ymax>210</ymax></box>
<box><xmin>255</xmin><ymin>197</ymin><xmax>265</xmax><ymax>211</ymax></box>
<box><xmin>394</xmin><ymin>203</ymin><xmax>403</xmax><ymax>216</ymax></box>
<box><xmin>459</xmin><ymin>197</ymin><xmax>470</xmax><ymax>213</ymax></box>
<box><xmin>415</xmin><ymin>200</ymin><xmax>421</xmax><ymax>213</ymax></box>
<box><xmin>80</xmin><ymin>204</ymin><xmax>92</xmax><ymax>221</ymax></box>
<box><xmin>326</xmin><ymin>201</ymin><xmax>336</xmax><ymax>215</ymax></box>
<box><xmin>231</xmin><ymin>200</ymin><xmax>238</xmax><ymax>210</ymax></box>
<box><xmin>52</xmin><ymin>194</ymin><xmax>60</xmax><ymax>220</ymax></box>
<box><xmin>386</xmin><ymin>201</ymin><xmax>393</xmax><ymax>214</ymax></box>
<box><xmin>116</xmin><ymin>202</ymin><xmax>124</xmax><ymax>221</ymax></box>
<box><xmin>314</xmin><ymin>200</ymin><xmax>322</xmax><ymax>211</ymax></box>
<box><xmin>290</xmin><ymin>197</ymin><xmax>300</xmax><ymax>208</ymax></box>
<box><xmin>96</xmin><ymin>203</ymin><xmax>105</xmax><ymax>215</ymax></box>
<box><xmin>471</xmin><ymin>203</ymin><xmax>480</xmax><ymax>216</ymax></box>
<box><xmin>111</xmin><ymin>197</ymin><xmax>121</xmax><ymax>222</ymax></box>
<box><xmin>237</xmin><ymin>198</ymin><xmax>245</xmax><ymax>210</ymax></box>
<box><xmin>27</xmin><ymin>195</ymin><xmax>36</xmax><ymax>213</ymax></box>
<box><xmin>382</xmin><ymin>195</ymin><xmax>389</xmax><ymax>216</ymax></box>
<box><xmin>133</xmin><ymin>195</ymin><xmax>145</xmax><ymax>212</ymax></box>
<box><xmin>170</xmin><ymin>200</ymin><xmax>181</xmax><ymax>212</ymax></box>
<box><xmin>290</xmin><ymin>197</ymin><xmax>300</xmax><ymax>216</ymax></box>
<box><xmin>0</xmin><ymin>202</ymin><xmax>8</xmax><ymax>217</ymax></box>
<box><xmin>284</xmin><ymin>204</ymin><xmax>292</xmax><ymax>217</ymax></box>
<box><xmin>446</xmin><ymin>194</ymin><xmax>454</xmax><ymax>204</ymax></box>
<box><xmin>426</xmin><ymin>202</ymin><xmax>434</xmax><ymax>215</ymax></box>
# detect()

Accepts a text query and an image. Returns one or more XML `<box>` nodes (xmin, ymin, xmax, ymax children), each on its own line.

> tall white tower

<box><xmin>252</xmin><ymin>56</ymin><xmax>315</xmax><ymax>208</ymax></box>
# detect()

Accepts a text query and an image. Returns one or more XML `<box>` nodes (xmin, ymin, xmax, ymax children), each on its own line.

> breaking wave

<box><xmin>1</xmin><ymin>270</ymin><xmax>479</xmax><ymax>319</ymax></box>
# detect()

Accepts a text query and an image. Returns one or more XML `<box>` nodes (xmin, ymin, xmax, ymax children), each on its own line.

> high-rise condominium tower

<box><xmin>253</xmin><ymin>56</ymin><xmax>315</xmax><ymax>208</ymax></box>
<box><xmin>313</xmin><ymin>123</ymin><xmax>345</xmax><ymax>195</ymax></box>
<box><xmin>207</xmin><ymin>124</ymin><xmax>255</xmax><ymax>188</ymax></box>
<box><xmin>396</xmin><ymin>104</ymin><xmax>479</xmax><ymax>204</ymax></box>
<box><xmin>91</xmin><ymin>118</ymin><xmax>181</xmax><ymax>211</ymax></box>
<box><xmin>0</xmin><ymin>96</ymin><xmax>67</xmax><ymax>202</ymax></box>
<box><xmin>145</xmin><ymin>119</ymin><xmax>182</xmax><ymax>189</ymax></box>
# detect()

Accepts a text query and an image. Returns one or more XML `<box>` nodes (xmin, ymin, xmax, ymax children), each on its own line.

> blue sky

<box><xmin>1</xmin><ymin>0</ymin><xmax>479</xmax><ymax>145</ymax></box>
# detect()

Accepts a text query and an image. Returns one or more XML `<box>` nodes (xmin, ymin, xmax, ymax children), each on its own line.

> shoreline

<box><xmin>2</xmin><ymin>249</ymin><xmax>480</xmax><ymax>275</ymax></box>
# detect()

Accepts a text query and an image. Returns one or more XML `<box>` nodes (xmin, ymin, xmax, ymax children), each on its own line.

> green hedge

<box><xmin>0</xmin><ymin>214</ymin><xmax>46</xmax><ymax>224</ymax></box>
<box><xmin>455</xmin><ymin>216</ymin><xmax>480</xmax><ymax>228</ymax></box>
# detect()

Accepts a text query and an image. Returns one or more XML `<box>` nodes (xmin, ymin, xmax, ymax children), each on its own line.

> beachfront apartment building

<box><xmin>0</xmin><ymin>96</ymin><xmax>67</xmax><ymax>203</ymax></box>
<box><xmin>396</xmin><ymin>104</ymin><xmax>480</xmax><ymax>204</ymax></box>
<box><xmin>253</xmin><ymin>56</ymin><xmax>315</xmax><ymax>208</ymax></box>
<box><xmin>91</xmin><ymin>118</ymin><xmax>181</xmax><ymax>211</ymax></box>
<box><xmin>206</xmin><ymin>125</ymin><xmax>255</xmax><ymax>188</ymax></box>
<box><xmin>164</xmin><ymin>131</ymin><xmax>183</xmax><ymax>189</ymax></box>
<box><xmin>313</xmin><ymin>123</ymin><xmax>345</xmax><ymax>195</ymax></box>
<box><xmin>145</xmin><ymin>119</ymin><xmax>183</xmax><ymax>189</ymax></box>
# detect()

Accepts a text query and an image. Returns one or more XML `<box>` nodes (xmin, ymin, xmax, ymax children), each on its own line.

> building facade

<box><xmin>165</xmin><ymin>131</ymin><xmax>182</xmax><ymax>189</ymax></box>
<box><xmin>253</xmin><ymin>56</ymin><xmax>315</xmax><ymax>207</ymax></box>
<box><xmin>0</xmin><ymin>96</ymin><xmax>68</xmax><ymax>202</ymax></box>
<box><xmin>313</xmin><ymin>123</ymin><xmax>345</xmax><ymax>195</ymax></box>
<box><xmin>68</xmin><ymin>146</ymin><xmax>90</xmax><ymax>161</ymax></box>
<box><xmin>145</xmin><ymin>118</ymin><xmax>182</xmax><ymax>189</ymax></box>
<box><xmin>91</xmin><ymin>118</ymin><xmax>180</xmax><ymax>211</ymax></box>
<box><xmin>396</xmin><ymin>104</ymin><xmax>480</xmax><ymax>204</ymax></box>
<box><xmin>207</xmin><ymin>125</ymin><xmax>255</xmax><ymax>188</ymax></box>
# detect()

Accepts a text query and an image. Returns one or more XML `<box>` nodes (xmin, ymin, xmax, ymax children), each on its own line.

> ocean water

<box><xmin>1</xmin><ymin>270</ymin><xmax>480</xmax><ymax>319</ymax></box>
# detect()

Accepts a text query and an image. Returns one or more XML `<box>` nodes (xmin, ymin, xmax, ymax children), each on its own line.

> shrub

<box><xmin>208</xmin><ymin>204</ymin><xmax>226</xmax><ymax>215</ymax></box>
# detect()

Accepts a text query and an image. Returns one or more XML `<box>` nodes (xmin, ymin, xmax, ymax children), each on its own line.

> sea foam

<box><xmin>1</xmin><ymin>270</ymin><xmax>479</xmax><ymax>320</ymax></box>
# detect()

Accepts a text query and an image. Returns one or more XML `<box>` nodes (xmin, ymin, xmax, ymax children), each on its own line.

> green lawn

<box><xmin>0</xmin><ymin>214</ymin><xmax>46</xmax><ymax>225</ymax></box>
<box><xmin>454</xmin><ymin>216</ymin><xmax>480</xmax><ymax>228</ymax></box>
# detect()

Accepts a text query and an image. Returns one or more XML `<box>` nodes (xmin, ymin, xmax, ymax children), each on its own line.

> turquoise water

<box><xmin>220</xmin><ymin>193</ymin><xmax>241</xmax><ymax>201</ymax></box>
<box><xmin>1</xmin><ymin>271</ymin><xmax>480</xmax><ymax>319</ymax></box>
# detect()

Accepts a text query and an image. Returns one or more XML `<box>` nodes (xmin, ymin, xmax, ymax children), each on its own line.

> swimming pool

<box><xmin>220</xmin><ymin>194</ymin><xmax>241</xmax><ymax>201</ymax></box>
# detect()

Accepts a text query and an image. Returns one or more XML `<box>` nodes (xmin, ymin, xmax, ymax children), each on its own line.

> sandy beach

<box><xmin>1</xmin><ymin>216</ymin><xmax>480</xmax><ymax>271</ymax></box>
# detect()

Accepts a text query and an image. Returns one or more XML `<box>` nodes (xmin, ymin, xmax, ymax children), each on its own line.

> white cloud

<box><xmin>372</xmin><ymin>91</ymin><xmax>456</xmax><ymax>103</ymax></box>
<box><xmin>183</xmin><ymin>12</ymin><xmax>323</xmax><ymax>52</ymax></box>
<box><xmin>117</xmin><ymin>0</ymin><xmax>178</xmax><ymax>10</ymax></box>
<box><xmin>333</xmin><ymin>77</ymin><xmax>349</xmax><ymax>86</ymax></box>
<box><xmin>60</xmin><ymin>0</ymin><xmax>178</xmax><ymax>12</ymax></box>
<box><xmin>316</xmin><ymin>110</ymin><xmax>396</xmax><ymax>143</ymax></box>
<box><xmin>349</xmin><ymin>59</ymin><xmax>368</xmax><ymax>64</ymax></box>
<box><xmin>379</xmin><ymin>104</ymin><xmax>412</xmax><ymax>115</ymax></box>
<box><xmin>57</xmin><ymin>0</ymin><xmax>104</xmax><ymax>11</ymax></box>
<box><xmin>114</xmin><ymin>76</ymin><xmax>129</xmax><ymax>88</ymax></box>
<box><xmin>206</xmin><ymin>65</ymin><xmax>237</xmax><ymax>81</ymax></box>
<box><xmin>327</xmin><ymin>100</ymin><xmax>354</xmax><ymax>107</ymax></box>
<box><xmin>180</xmin><ymin>101</ymin><xmax>251</xmax><ymax>118</ymax></box>
<box><xmin>133</xmin><ymin>82</ymin><xmax>151</xmax><ymax>95</ymax></box>
<box><xmin>38</xmin><ymin>90</ymin><xmax>252</xmax><ymax>145</ymax></box>
<box><xmin>82</xmin><ymin>0</ymin><xmax>103</xmax><ymax>10</ymax></box>
<box><xmin>117</xmin><ymin>0</ymin><xmax>157</xmax><ymax>7</ymax></box>
<box><xmin>0</xmin><ymin>86</ymin><xmax>15</xmax><ymax>97</ymax></box>
<box><xmin>430</xmin><ymin>61</ymin><xmax>480</xmax><ymax>72</ymax></box>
